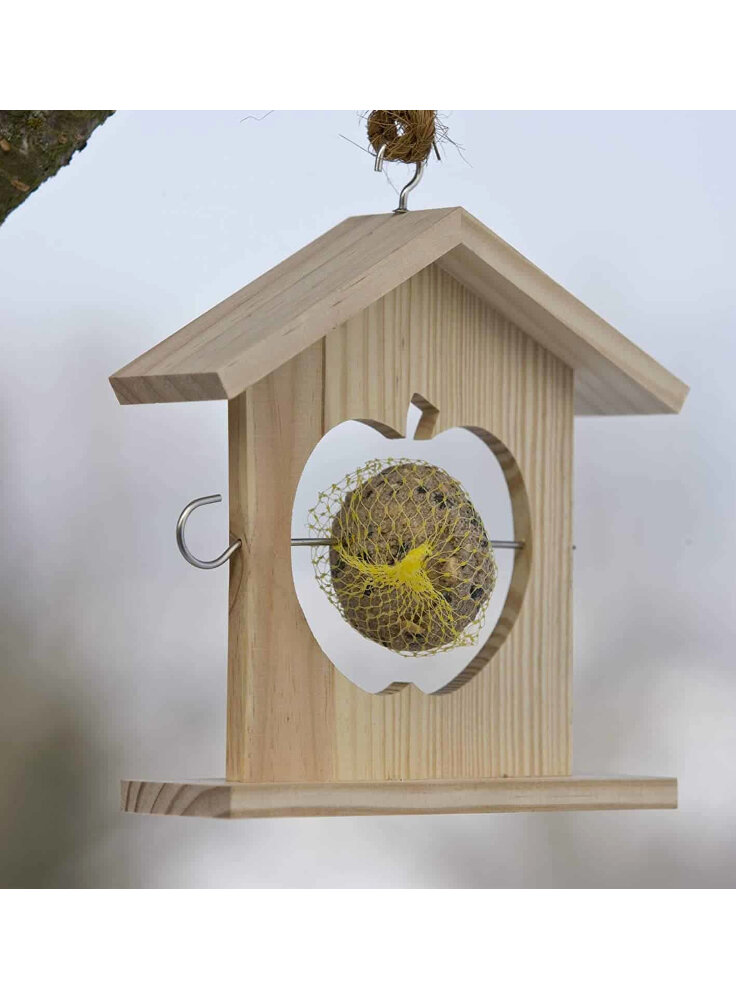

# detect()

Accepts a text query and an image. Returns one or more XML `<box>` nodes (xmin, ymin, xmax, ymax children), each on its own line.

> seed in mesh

<box><xmin>309</xmin><ymin>460</ymin><xmax>497</xmax><ymax>654</ymax></box>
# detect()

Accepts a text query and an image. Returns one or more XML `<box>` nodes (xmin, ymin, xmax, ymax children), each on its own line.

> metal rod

<box><xmin>177</xmin><ymin>494</ymin><xmax>525</xmax><ymax>571</ymax></box>
<box><xmin>373</xmin><ymin>143</ymin><xmax>426</xmax><ymax>213</ymax></box>
<box><xmin>291</xmin><ymin>537</ymin><xmax>524</xmax><ymax>550</ymax></box>
<box><xmin>394</xmin><ymin>159</ymin><xmax>425</xmax><ymax>214</ymax></box>
<box><xmin>177</xmin><ymin>495</ymin><xmax>242</xmax><ymax>570</ymax></box>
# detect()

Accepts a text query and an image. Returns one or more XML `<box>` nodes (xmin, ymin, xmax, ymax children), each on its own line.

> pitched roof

<box><xmin>109</xmin><ymin>206</ymin><xmax>688</xmax><ymax>415</ymax></box>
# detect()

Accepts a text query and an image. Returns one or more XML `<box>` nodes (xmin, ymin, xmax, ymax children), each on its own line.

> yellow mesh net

<box><xmin>307</xmin><ymin>459</ymin><xmax>497</xmax><ymax>655</ymax></box>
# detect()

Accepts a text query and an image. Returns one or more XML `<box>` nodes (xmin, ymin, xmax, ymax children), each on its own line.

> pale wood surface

<box><xmin>109</xmin><ymin>207</ymin><xmax>688</xmax><ymax>415</ymax></box>
<box><xmin>121</xmin><ymin>775</ymin><xmax>678</xmax><ymax>818</ymax></box>
<box><xmin>227</xmin><ymin>341</ymin><xmax>334</xmax><ymax>782</ymax></box>
<box><xmin>227</xmin><ymin>265</ymin><xmax>573</xmax><ymax>783</ymax></box>
<box><xmin>447</xmin><ymin>211</ymin><xmax>689</xmax><ymax>414</ymax></box>
<box><xmin>110</xmin><ymin>209</ymin><xmax>459</xmax><ymax>405</ymax></box>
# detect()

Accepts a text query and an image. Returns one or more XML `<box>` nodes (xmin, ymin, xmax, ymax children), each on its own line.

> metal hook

<box><xmin>394</xmin><ymin>160</ymin><xmax>425</xmax><ymax>214</ymax></box>
<box><xmin>374</xmin><ymin>143</ymin><xmax>387</xmax><ymax>172</ymax></box>
<box><xmin>176</xmin><ymin>495</ymin><xmax>241</xmax><ymax>570</ymax></box>
<box><xmin>373</xmin><ymin>144</ymin><xmax>426</xmax><ymax>214</ymax></box>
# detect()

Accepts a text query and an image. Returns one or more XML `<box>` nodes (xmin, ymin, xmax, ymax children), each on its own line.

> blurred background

<box><xmin>0</xmin><ymin>110</ymin><xmax>733</xmax><ymax>888</ymax></box>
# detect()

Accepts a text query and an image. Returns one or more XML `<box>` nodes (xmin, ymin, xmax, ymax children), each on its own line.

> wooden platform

<box><xmin>121</xmin><ymin>776</ymin><xmax>677</xmax><ymax>819</ymax></box>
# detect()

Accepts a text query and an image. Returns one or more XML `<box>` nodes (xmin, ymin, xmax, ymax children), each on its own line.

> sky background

<box><xmin>0</xmin><ymin>110</ymin><xmax>734</xmax><ymax>887</ymax></box>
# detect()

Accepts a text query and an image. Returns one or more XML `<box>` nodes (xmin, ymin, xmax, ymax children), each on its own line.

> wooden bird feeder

<box><xmin>111</xmin><ymin>207</ymin><xmax>688</xmax><ymax>818</ymax></box>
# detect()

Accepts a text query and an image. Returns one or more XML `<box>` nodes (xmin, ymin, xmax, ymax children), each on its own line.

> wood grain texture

<box><xmin>438</xmin><ymin>425</ymin><xmax>532</xmax><ymax>693</ymax></box>
<box><xmin>121</xmin><ymin>776</ymin><xmax>678</xmax><ymax>818</ymax></box>
<box><xmin>227</xmin><ymin>341</ymin><xmax>334</xmax><ymax>782</ymax></box>
<box><xmin>227</xmin><ymin>264</ymin><xmax>573</xmax><ymax>782</ymax></box>
<box><xmin>110</xmin><ymin>209</ymin><xmax>460</xmax><ymax>405</ymax></box>
<box><xmin>109</xmin><ymin>207</ymin><xmax>688</xmax><ymax>415</ymax></box>
<box><xmin>446</xmin><ymin>211</ymin><xmax>689</xmax><ymax>415</ymax></box>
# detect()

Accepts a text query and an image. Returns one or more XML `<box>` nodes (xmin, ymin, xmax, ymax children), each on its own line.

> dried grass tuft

<box><xmin>366</xmin><ymin>110</ymin><xmax>445</xmax><ymax>164</ymax></box>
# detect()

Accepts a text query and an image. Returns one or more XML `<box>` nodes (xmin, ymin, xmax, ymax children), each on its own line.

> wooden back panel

<box><xmin>227</xmin><ymin>264</ymin><xmax>573</xmax><ymax>781</ymax></box>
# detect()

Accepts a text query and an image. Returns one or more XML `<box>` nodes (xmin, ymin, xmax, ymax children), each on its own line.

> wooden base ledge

<box><xmin>121</xmin><ymin>775</ymin><xmax>677</xmax><ymax>819</ymax></box>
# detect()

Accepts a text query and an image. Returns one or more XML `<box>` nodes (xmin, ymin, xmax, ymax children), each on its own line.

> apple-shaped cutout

<box><xmin>291</xmin><ymin>394</ymin><xmax>532</xmax><ymax>694</ymax></box>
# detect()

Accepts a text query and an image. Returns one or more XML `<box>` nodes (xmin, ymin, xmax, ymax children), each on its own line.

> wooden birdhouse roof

<box><xmin>110</xmin><ymin>206</ymin><xmax>688</xmax><ymax>415</ymax></box>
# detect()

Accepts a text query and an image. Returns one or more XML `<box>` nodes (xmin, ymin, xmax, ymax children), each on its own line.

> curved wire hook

<box><xmin>176</xmin><ymin>495</ymin><xmax>241</xmax><ymax>570</ymax></box>
<box><xmin>373</xmin><ymin>144</ymin><xmax>426</xmax><ymax>214</ymax></box>
<box><xmin>394</xmin><ymin>160</ymin><xmax>425</xmax><ymax>214</ymax></box>
<box><xmin>374</xmin><ymin>143</ymin><xmax>387</xmax><ymax>172</ymax></box>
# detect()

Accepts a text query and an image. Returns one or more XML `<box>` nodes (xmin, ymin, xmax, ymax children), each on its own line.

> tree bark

<box><xmin>0</xmin><ymin>110</ymin><xmax>114</xmax><ymax>225</ymax></box>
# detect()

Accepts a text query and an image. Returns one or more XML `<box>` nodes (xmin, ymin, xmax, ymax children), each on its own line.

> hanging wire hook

<box><xmin>176</xmin><ymin>495</ymin><xmax>241</xmax><ymax>570</ymax></box>
<box><xmin>373</xmin><ymin>143</ymin><xmax>426</xmax><ymax>214</ymax></box>
<box><xmin>374</xmin><ymin>144</ymin><xmax>387</xmax><ymax>172</ymax></box>
<box><xmin>394</xmin><ymin>160</ymin><xmax>425</xmax><ymax>214</ymax></box>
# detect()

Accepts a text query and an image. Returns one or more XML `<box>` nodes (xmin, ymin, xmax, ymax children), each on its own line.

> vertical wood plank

<box><xmin>227</xmin><ymin>341</ymin><xmax>336</xmax><ymax>781</ymax></box>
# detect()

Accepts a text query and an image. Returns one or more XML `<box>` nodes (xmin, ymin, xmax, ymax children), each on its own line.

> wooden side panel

<box><xmin>227</xmin><ymin>342</ymin><xmax>335</xmax><ymax>781</ymax></box>
<box><xmin>227</xmin><ymin>264</ymin><xmax>573</xmax><ymax>781</ymax></box>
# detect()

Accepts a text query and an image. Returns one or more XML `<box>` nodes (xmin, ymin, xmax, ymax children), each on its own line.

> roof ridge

<box><xmin>110</xmin><ymin>207</ymin><xmax>687</xmax><ymax>415</ymax></box>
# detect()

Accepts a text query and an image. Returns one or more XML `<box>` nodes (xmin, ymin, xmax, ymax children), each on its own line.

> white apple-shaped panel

<box><xmin>291</xmin><ymin>397</ymin><xmax>531</xmax><ymax>694</ymax></box>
